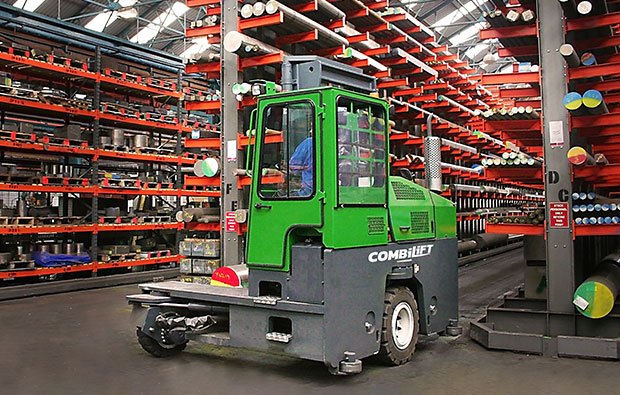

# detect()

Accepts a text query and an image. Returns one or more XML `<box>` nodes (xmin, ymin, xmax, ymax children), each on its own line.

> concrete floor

<box><xmin>0</xmin><ymin>248</ymin><xmax>617</xmax><ymax>395</ymax></box>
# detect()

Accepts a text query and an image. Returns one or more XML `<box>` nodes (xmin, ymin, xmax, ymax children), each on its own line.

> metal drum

<box><xmin>63</xmin><ymin>243</ymin><xmax>75</xmax><ymax>255</ymax></box>
<box><xmin>99</xmin><ymin>136</ymin><xmax>112</xmax><ymax>146</ymax></box>
<box><xmin>75</xmin><ymin>243</ymin><xmax>86</xmax><ymax>254</ymax></box>
<box><xmin>133</xmin><ymin>134</ymin><xmax>150</xmax><ymax>148</ymax></box>
<box><xmin>105</xmin><ymin>207</ymin><xmax>121</xmax><ymax>217</ymax></box>
<box><xmin>111</xmin><ymin>128</ymin><xmax>125</xmax><ymax>146</ymax></box>
<box><xmin>50</xmin><ymin>244</ymin><xmax>63</xmax><ymax>254</ymax></box>
<box><xmin>37</xmin><ymin>244</ymin><xmax>51</xmax><ymax>253</ymax></box>
<box><xmin>0</xmin><ymin>252</ymin><xmax>12</xmax><ymax>264</ymax></box>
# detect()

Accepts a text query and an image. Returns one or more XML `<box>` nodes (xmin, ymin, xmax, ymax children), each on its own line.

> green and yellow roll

<box><xmin>573</xmin><ymin>262</ymin><xmax>620</xmax><ymax>319</ymax></box>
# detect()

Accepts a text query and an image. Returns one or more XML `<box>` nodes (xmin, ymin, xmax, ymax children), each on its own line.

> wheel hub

<box><xmin>392</xmin><ymin>301</ymin><xmax>414</xmax><ymax>350</ymax></box>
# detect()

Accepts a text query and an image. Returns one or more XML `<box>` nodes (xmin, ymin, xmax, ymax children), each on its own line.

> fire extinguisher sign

<box><xmin>549</xmin><ymin>202</ymin><xmax>569</xmax><ymax>228</ymax></box>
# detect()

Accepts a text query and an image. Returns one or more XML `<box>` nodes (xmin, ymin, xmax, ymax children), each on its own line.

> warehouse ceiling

<box><xmin>3</xmin><ymin>0</ymin><xmax>511</xmax><ymax>72</ymax></box>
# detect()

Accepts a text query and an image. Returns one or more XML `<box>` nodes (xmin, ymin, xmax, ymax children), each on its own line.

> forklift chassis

<box><xmin>129</xmin><ymin>238</ymin><xmax>458</xmax><ymax>375</ymax></box>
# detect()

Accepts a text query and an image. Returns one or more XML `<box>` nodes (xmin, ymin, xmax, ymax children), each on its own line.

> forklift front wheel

<box><xmin>377</xmin><ymin>286</ymin><xmax>419</xmax><ymax>365</ymax></box>
<box><xmin>137</xmin><ymin>328</ymin><xmax>187</xmax><ymax>358</ymax></box>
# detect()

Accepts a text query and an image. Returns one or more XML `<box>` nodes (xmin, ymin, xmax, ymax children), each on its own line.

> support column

<box><xmin>90</xmin><ymin>46</ymin><xmax>101</xmax><ymax>273</ymax></box>
<box><xmin>537</xmin><ymin>0</ymin><xmax>575</xmax><ymax>329</ymax></box>
<box><xmin>221</xmin><ymin>2</ymin><xmax>243</xmax><ymax>265</ymax></box>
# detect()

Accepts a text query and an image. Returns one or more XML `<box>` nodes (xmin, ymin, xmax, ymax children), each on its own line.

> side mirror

<box><xmin>389</xmin><ymin>104</ymin><xmax>396</xmax><ymax>117</ymax></box>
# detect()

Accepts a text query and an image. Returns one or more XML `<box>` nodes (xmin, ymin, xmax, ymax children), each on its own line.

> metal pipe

<box><xmin>582</xmin><ymin>89</ymin><xmax>609</xmax><ymax>115</ymax></box>
<box><xmin>574</xmin><ymin>252</ymin><xmax>620</xmax><ymax>319</ymax></box>
<box><xmin>560</xmin><ymin>44</ymin><xmax>580</xmax><ymax>68</ymax></box>
<box><xmin>567</xmin><ymin>146</ymin><xmax>596</xmax><ymax>166</ymax></box>
<box><xmin>441</xmin><ymin>138</ymin><xmax>478</xmax><ymax>154</ymax></box>
<box><xmin>264</xmin><ymin>1</ymin><xmax>349</xmax><ymax>46</ymax></box>
<box><xmin>458</xmin><ymin>239</ymin><xmax>479</xmax><ymax>253</ymax></box>
<box><xmin>316</xmin><ymin>0</ymin><xmax>347</xmax><ymax>19</ymax></box>
<box><xmin>390</xmin><ymin>97</ymin><xmax>534</xmax><ymax>162</ymax></box>
<box><xmin>224</xmin><ymin>31</ymin><xmax>287</xmax><ymax>57</ymax></box>
<box><xmin>558</xmin><ymin>0</ymin><xmax>578</xmax><ymax>18</ymax></box>
<box><xmin>423</xmin><ymin>113</ymin><xmax>442</xmax><ymax>192</ymax></box>
<box><xmin>438</xmin><ymin>94</ymin><xmax>481</xmax><ymax>117</ymax></box>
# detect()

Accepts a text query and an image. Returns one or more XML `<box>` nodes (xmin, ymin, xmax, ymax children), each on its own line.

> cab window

<box><xmin>258</xmin><ymin>101</ymin><xmax>315</xmax><ymax>199</ymax></box>
<box><xmin>336</xmin><ymin>97</ymin><xmax>387</xmax><ymax>205</ymax></box>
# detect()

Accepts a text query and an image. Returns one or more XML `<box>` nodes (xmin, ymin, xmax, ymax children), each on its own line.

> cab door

<box><xmin>246</xmin><ymin>93</ymin><xmax>323</xmax><ymax>271</ymax></box>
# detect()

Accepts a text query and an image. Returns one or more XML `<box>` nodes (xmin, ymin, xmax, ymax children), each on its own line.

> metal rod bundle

<box><xmin>262</xmin><ymin>1</ymin><xmax>349</xmax><ymax>46</ymax></box>
<box><xmin>482</xmin><ymin>107</ymin><xmax>540</xmax><ymax>120</ymax></box>
<box><xmin>482</xmin><ymin>155</ymin><xmax>539</xmax><ymax>167</ymax></box>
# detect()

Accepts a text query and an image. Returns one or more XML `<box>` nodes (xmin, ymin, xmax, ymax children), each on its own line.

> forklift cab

<box><xmin>246</xmin><ymin>87</ymin><xmax>390</xmax><ymax>272</ymax></box>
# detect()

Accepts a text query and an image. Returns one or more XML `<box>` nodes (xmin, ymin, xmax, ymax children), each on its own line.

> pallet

<box><xmin>137</xmin><ymin>215</ymin><xmax>172</xmax><ymax>224</ymax></box>
<box><xmin>101</xmin><ymin>103</ymin><xmax>140</xmax><ymax>118</ymax></box>
<box><xmin>133</xmin><ymin>146</ymin><xmax>175</xmax><ymax>156</ymax></box>
<box><xmin>183</xmin><ymin>185</ymin><xmax>219</xmax><ymax>193</ymax></box>
<box><xmin>0</xmin><ymin>260</ymin><xmax>35</xmax><ymax>271</ymax></box>
<box><xmin>39</xmin><ymin>94</ymin><xmax>91</xmax><ymax>111</ymax></box>
<box><xmin>140</xmin><ymin>249</ymin><xmax>172</xmax><ymax>259</ymax></box>
<box><xmin>0</xmin><ymin>217</ymin><xmax>9</xmax><ymax>225</ymax></box>
<box><xmin>98</xmin><ymin>216</ymin><xmax>137</xmax><ymax>224</ymax></box>
<box><xmin>46</xmin><ymin>54</ymin><xmax>89</xmax><ymax>71</ymax></box>
<box><xmin>39</xmin><ymin>136</ymin><xmax>88</xmax><ymax>147</ymax></box>
<box><xmin>145</xmin><ymin>77</ymin><xmax>177</xmax><ymax>91</ymax></box>
<box><xmin>144</xmin><ymin>113</ymin><xmax>177</xmax><ymax>124</ymax></box>
<box><xmin>8</xmin><ymin>217</ymin><xmax>35</xmax><ymax>225</ymax></box>
<box><xmin>101</xmin><ymin>144</ymin><xmax>130</xmax><ymax>152</ymax></box>
<box><xmin>103</xmin><ymin>68</ymin><xmax>144</xmax><ymax>84</ymax></box>
<box><xmin>0</xmin><ymin>130</ymin><xmax>37</xmax><ymax>142</ymax></box>
<box><xmin>39</xmin><ymin>177</ymin><xmax>89</xmax><ymax>186</ymax></box>
<box><xmin>143</xmin><ymin>181</ymin><xmax>174</xmax><ymax>190</ymax></box>
<box><xmin>100</xmin><ymin>178</ymin><xmax>139</xmax><ymax>188</ymax></box>
<box><xmin>97</xmin><ymin>252</ymin><xmax>137</xmax><ymax>262</ymax></box>
<box><xmin>0</xmin><ymin>44</ymin><xmax>30</xmax><ymax>57</ymax></box>
<box><xmin>0</xmin><ymin>173</ymin><xmax>34</xmax><ymax>183</ymax></box>
<box><xmin>36</xmin><ymin>216</ymin><xmax>82</xmax><ymax>225</ymax></box>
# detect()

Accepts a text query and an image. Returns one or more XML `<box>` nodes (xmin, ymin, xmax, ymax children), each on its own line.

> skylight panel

<box><xmin>130</xmin><ymin>1</ymin><xmax>189</xmax><ymax>44</ymax></box>
<box><xmin>449</xmin><ymin>22</ymin><xmax>485</xmax><ymax>46</ymax></box>
<box><xmin>85</xmin><ymin>11</ymin><xmax>119</xmax><ymax>32</ymax></box>
<box><xmin>13</xmin><ymin>0</ymin><xmax>46</xmax><ymax>12</ymax></box>
<box><xmin>432</xmin><ymin>0</ymin><xmax>489</xmax><ymax>33</ymax></box>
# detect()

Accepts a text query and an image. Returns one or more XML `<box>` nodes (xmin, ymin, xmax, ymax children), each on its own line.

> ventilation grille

<box><xmin>367</xmin><ymin>216</ymin><xmax>385</xmax><ymax>235</ymax></box>
<box><xmin>391</xmin><ymin>181</ymin><xmax>425</xmax><ymax>200</ymax></box>
<box><xmin>410</xmin><ymin>212</ymin><xmax>430</xmax><ymax>234</ymax></box>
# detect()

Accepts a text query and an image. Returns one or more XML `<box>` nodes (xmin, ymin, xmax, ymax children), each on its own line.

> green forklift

<box><xmin>128</xmin><ymin>57</ymin><xmax>460</xmax><ymax>375</ymax></box>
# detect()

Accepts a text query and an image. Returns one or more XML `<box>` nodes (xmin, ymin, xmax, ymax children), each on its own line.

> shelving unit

<box><xmin>471</xmin><ymin>0</ymin><xmax>620</xmax><ymax>359</ymax></box>
<box><xmin>0</xmin><ymin>13</ymin><xmax>214</xmax><ymax>282</ymax></box>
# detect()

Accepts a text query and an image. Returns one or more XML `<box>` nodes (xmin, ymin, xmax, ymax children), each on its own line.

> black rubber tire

<box><xmin>137</xmin><ymin>329</ymin><xmax>187</xmax><ymax>358</ymax></box>
<box><xmin>376</xmin><ymin>286</ymin><xmax>420</xmax><ymax>366</ymax></box>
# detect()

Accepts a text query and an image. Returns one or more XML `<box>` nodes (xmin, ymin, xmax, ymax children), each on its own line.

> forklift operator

<box><xmin>289</xmin><ymin>133</ymin><xmax>313</xmax><ymax>197</ymax></box>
